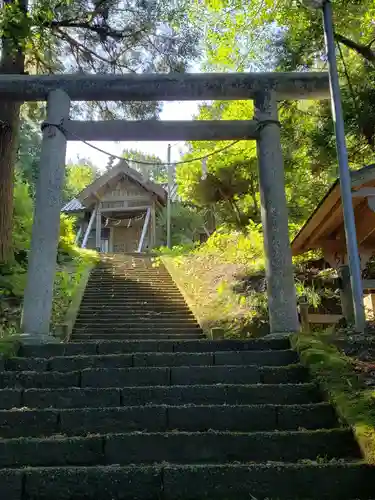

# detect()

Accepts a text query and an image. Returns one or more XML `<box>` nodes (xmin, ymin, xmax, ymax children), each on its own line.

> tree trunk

<box><xmin>0</xmin><ymin>0</ymin><xmax>28</xmax><ymax>263</ymax></box>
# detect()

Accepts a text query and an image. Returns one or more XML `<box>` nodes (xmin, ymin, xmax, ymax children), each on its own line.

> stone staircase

<box><xmin>72</xmin><ymin>254</ymin><xmax>204</xmax><ymax>341</ymax></box>
<box><xmin>0</xmin><ymin>255</ymin><xmax>374</xmax><ymax>499</ymax></box>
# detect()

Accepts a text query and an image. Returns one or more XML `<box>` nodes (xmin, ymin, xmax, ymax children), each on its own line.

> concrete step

<box><xmin>0</xmin><ymin>383</ymin><xmax>322</xmax><ymax>410</ymax></box>
<box><xmin>0</xmin><ymin>364</ymin><xmax>308</xmax><ymax>390</ymax></box>
<box><xmin>0</xmin><ymin>429</ymin><xmax>359</xmax><ymax>468</ymax></box>
<box><xmin>0</xmin><ymin>403</ymin><xmax>337</xmax><ymax>438</ymax></box>
<box><xmin>2</xmin><ymin>462</ymin><xmax>375</xmax><ymax>500</ymax></box>
<box><xmin>72</xmin><ymin>333</ymin><xmax>205</xmax><ymax>341</ymax></box>
<box><xmin>5</xmin><ymin>350</ymin><xmax>298</xmax><ymax>372</ymax></box>
<box><xmin>18</xmin><ymin>338</ymin><xmax>292</xmax><ymax>358</ymax></box>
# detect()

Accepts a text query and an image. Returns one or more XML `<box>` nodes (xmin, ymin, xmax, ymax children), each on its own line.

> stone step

<box><xmin>78</xmin><ymin>305</ymin><xmax>193</xmax><ymax>312</ymax></box>
<box><xmin>73</xmin><ymin>323</ymin><xmax>200</xmax><ymax>330</ymax></box>
<box><xmin>74</xmin><ymin>319</ymin><xmax>199</xmax><ymax>327</ymax></box>
<box><xmin>83</xmin><ymin>287</ymin><xmax>183</xmax><ymax>293</ymax></box>
<box><xmin>2</xmin><ymin>462</ymin><xmax>375</xmax><ymax>500</ymax></box>
<box><xmin>72</xmin><ymin>328</ymin><xmax>203</xmax><ymax>335</ymax></box>
<box><xmin>86</xmin><ymin>284</ymin><xmax>176</xmax><ymax>289</ymax></box>
<box><xmin>72</xmin><ymin>330</ymin><xmax>203</xmax><ymax>337</ymax></box>
<box><xmin>18</xmin><ymin>338</ymin><xmax>291</xmax><ymax>358</ymax></box>
<box><xmin>84</xmin><ymin>290</ymin><xmax>182</xmax><ymax>296</ymax></box>
<box><xmin>0</xmin><ymin>383</ymin><xmax>321</xmax><ymax>410</ymax></box>
<box><xmin>74</xmin><ymin>319</ymin><xmax>200</xmax><ymax>327</ymax></box>
<box><xmin>84</xmin><ymin>290</ymin><xmax>182</xmax><ymax>295</ymax></box>
<box><xmin>79</xmin><ymin>300</ymin><xmax>189</xmax><ymax>307</ymax></box>
<box><xmin>86</xmin><ymin>279</ymin><xmax>179</xmax><ymax>291</ymax></box>
<box><xmin>5</xmin><ymin>350</ymin><xmax>299</xmax><ymax>372</ymax></box>
<box><xmin>76</xmin><ymin>311</ymin><xmax>196</xmax><ymax>319</ymax></box>
<box><xmin>81</xmin><ymin>296</ymin><xmax>188</xmax><ymax>302</ymax></box>
<box><xmin>72</xmin><ymin>333</ymin><xmax>205</xmax><ymax>341</ymax></box>
<box><xmin>88</xmin><ymin>275</ymin><xmax>173</xmax><ymax>281</ymax></box>
<box><xmin>0</xmin><ymin>403</ymin><xmax>336</xmax><ymax>438</ymax></box>
<box><xmin>0</xmin><ymin>364</ymin><xmax>308</xmax><ymax>389</ymax></box>
<box><xmin>0</xmin><ymin>429</ymin><xmax>359</xmax><ymax>468</ymax></box>
<box><xmin>90</xmin><ymin>274</ymin><xmax>172</xmax><ymax>277</ymax></box>
<box><xmin>86</xmin><ymin>279</ymin><xmax>174</xmax><ymax>284</ymax></box>
<box><xmin>86</xmin><ymin>281</ymin><xmax>181</xmax><ymax>294</ymax></box>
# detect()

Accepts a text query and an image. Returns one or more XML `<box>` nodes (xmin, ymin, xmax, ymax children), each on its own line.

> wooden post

<box><xmin>95</xmin><ymin>204</ymin><xmax>101</xmax><ymax>251</ymax></box>
<box><xmin>299</xmin><ymin>298</ymin><xmax>310</xmax><ymax>333</ymax></box>
<box><xmin>338</xmin><ymin>264</ymin><xmax>355</xmax><ymax>325</ymax></box>
<box><xmin>167</xmin><ymin>144</ymin><xmax>172</xmax><ymax>248</ymax></box>
<box><xmin>109</xmin><ymin>226</ymin><xmax>114</xmax><ymax>254</ymax></box>
<box><xmin>151</xmin><ymin>202</ymin><xmax>157</xmax><ymax>249</ymax></box>
<box><xmin>81</xmin><ymin>208</ymin><xmax>97</xmax><ymax>248</ymax></box>
<box><xmin>21</xmin><ymin>89</ymin><xmax>71</xmax><ymax>341</ymax></box>
<box><xmin>138</xmin><ymin>208</ymin><xmax>151</xmax><ymax>253</ymax></box>
<box><xmin>364</xmin><ymin>293</ymin><xmax>375</xmax><ymax>321</ymax></box>
<box><xmin>74</xmin><ymin>225</ymin><xmax>82</xmax><ymax>245</ymax></box>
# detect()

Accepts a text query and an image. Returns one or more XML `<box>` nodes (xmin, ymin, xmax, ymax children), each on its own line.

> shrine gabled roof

<box><xmin>61</xmin><ymin>159</ymin><xmax>168</xmax><ymax>213</ymax></box>
<box><xmin>61</xmin><ymin>198</ymin><xmax>84</xmax><ymax>213</ymax></box>
<box><xmin>291</xmin><ymin>163</ymin><xmax>375</xmax><ymax>255</ymax></box>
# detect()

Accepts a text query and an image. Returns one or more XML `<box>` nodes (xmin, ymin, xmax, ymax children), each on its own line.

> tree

<box><xmin>184</xmin><ymin>0</ymin><xmax>375</xmax><ymax>231</ymax></box>
<box><xmin>120</xmin><ymin>149</ymin><xmax>167</xmax><ymax>183</ymax></box>
<box><xmin>16</xmin><ymin>117</ymin><xmax>42</xmax><ymax>196</ymax></box>
<box><xmin>0</xmin><ymin>0</ymin><xmax>200</xmax><ymax>262</ymax></box>
<box><xmin>63</xmin><ymin>161</ymin><xmax>99</xmax><ymax>203</ymax></box>
<box><xmin>157</xmin><ymin>202</ymin><xmax>205</xmax><ymax>247</ymax></box>
<box><xmin>177</xmin><ymin>100</ymin><xmax>263</xmax><ymax>228</ymax></box>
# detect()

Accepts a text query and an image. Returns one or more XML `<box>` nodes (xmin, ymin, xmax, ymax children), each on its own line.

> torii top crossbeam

<box><xmin>0</xmin><ymin>72</ymin><xmax>329</xmax><ymax>101</ymax></box>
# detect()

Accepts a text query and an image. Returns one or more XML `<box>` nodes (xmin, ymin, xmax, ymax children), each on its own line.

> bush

<box><xmin>199</xmin><ymin>223</ymin><xmax>264</xmax><ymax>270</ymax></box>
<box><xmin>58</xmin><ymin>214</ymin><xmax>77</xmax><ymax>258</ymax></box>
<box><xmin>0</xmin><ymin>177</ymin><xmax>99</xmax><ymax>338</ymax></box>
<box><xmin>12</xmin><ymin>176</ymin><xmax>33</xmax><ymax>254</ymax></box>
<box><xmin>157</xmin><ymin>203</ymin><xmax>205</xmax><ymax>247</ymax></box>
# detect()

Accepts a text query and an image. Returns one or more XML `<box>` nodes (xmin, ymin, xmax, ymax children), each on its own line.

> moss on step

<box><xmin>0</xmin><ymin>339</ymin><xmax>20</xmax><ymax>359</ymax></box>
<box><xmin>291</xmin><ymin>331</ymin><xmax>375</xmax><ymax>464</ymax></box>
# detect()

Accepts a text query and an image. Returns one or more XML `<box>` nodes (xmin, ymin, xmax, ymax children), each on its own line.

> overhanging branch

<box><xmin>335</xmin><ymin>32</ymin><xmax>375</xmax><ymax>64</ymax></box>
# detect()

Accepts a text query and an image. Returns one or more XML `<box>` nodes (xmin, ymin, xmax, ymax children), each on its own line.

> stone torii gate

<box><xmin>1</xmin><ymin>72</ymin><xmax>329</xmax><ymax>343</ymax></box>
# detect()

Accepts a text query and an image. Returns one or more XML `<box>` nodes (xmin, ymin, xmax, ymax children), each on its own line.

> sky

<box><xmin>66</xmin><ymin>100</ymin><xmax>201</xmax><ymax>170</ymax></box>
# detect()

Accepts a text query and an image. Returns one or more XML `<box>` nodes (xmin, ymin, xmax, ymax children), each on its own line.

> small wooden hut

<box><xmin>292</xmin><ymin>164</ymin><xmax>375</xmax><ymax>269</ymax></box>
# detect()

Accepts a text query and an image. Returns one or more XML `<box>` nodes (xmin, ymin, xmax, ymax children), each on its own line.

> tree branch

<box><xmin>47</xmin><ymin>19</ymin><xmax>134</xmax><ymax>41</ymax></box>
<box><xmin>335</xmin><ymin>32</ymin><xmax>375</xmax><ymax>64</ymax></box>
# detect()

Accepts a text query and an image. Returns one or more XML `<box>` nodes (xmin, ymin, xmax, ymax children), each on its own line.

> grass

<box><xmin>51</xmin><ymin>247</ymin><xmax>99</xmax><ymax>334</ymax></box>
<box><xmin>292</xmin><ymin>330</ymin><xmax>375</xmax><ymax>464</ymax></box>
<box><xmin>0</xmin><ymin>245</ymin><xmax>99</xmax><ymax>343</ymax></box>
<box><xmin>158</xmin><ymin>228</ymin><xmax>332</xmax><ymax>339</ymax></box>
<box><xmin>159</xmin><ymin>231</ymin><xmax>269</xmax><ymax>338</ymax></box>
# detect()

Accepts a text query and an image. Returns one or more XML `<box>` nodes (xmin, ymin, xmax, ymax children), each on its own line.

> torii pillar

<box><xmin>255</xmin><ymin>91</ymin><xmax>299</xmax><ymax>335</ymax></box>
<box><xmin>21</xmin><ymin>89</ymin><xmax>70</xmax><ymax>342</ymax></box>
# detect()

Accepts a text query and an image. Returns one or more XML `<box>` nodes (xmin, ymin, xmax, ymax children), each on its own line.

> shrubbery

<box><xmin>160</xmin><ymin>221</ymin><xmax>336</xmax><ymax>338</ymax></box>
<box><xmin>0</xmin><ymin>176</ymin><xmax>98</xmax><ymax>338</ymax></box>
